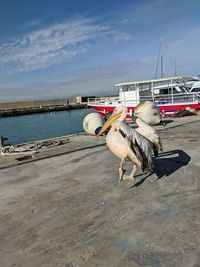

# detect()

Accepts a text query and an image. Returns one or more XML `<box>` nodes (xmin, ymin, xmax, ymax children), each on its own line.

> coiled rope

<box><xmin>0</xmin><ymin>138</ymin><xmax>71</xmax><ymax>156</ymax></box>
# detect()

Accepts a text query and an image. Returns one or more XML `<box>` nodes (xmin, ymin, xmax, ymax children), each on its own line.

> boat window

<box><xmin>121</xmin><ymin>86</ymin><xmax>128</xmax><ymax>92</ymax></box>
<box><xmin>191</xmin><ymin>88</ymin><xmax>200</xmax><ymax>92</ymax></box>
<box><xmin>139</xmin><ymin>84</ymin><xmax>150</xmax><ymax>91</ymax></box>
<box><xmin>127</xmin><ymin>85</ymin><xmax>135</xmax><ymax>91</ymax></box>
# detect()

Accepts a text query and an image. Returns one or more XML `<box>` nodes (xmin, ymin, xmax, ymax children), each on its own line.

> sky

<box><xmin>0</xmin><ymin>0</ymin><xmax>200</xmax><ymax>102</ymax></box>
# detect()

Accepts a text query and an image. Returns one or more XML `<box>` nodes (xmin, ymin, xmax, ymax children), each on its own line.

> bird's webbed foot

<box><xmin>122</xmin><ymin>174</ymin><xmax>135</xmax><ymax>182</ymax></box>
<box><xmin>121</xmin><ymin>164</ymin><xmax>136</xmax><ymax>182</ymax></box>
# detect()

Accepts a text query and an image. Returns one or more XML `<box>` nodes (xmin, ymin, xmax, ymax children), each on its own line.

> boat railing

<box><xmin>88</xmin><ymin>96</ymin><xmax>120</xmax><ymax>105</ymax></box>
<box><xmin>120</xmin><ymin>100</ymin><xmax>140</xmax><ymax>105</ymax></box>
<box><xmin>88</xmin><ymin>97</ymin><xmax>141</xmax><ymax>106</ymax></box>
<box><xmin>88</xmin><ymin>92</ymin><xmax>199</xmax><ymax>106</ymax></box>
<box><xmin>140</xmin><ymin>92</ymin><xmax>199</xmax><ymax>104</ymax></box>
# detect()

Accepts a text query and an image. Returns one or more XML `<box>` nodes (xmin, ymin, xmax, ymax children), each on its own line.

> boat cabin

<box><xmin>87</xmin><ymin>76</ymin><xmax>200</xmax><ymax>117</ymax></box>
<box><xmin>115</xmin><ymin>76</ymin><xmax>199</xmax><ymax>105</ymax></box>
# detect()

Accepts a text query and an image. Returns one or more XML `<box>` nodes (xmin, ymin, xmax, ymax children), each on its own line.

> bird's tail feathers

<box><xmin>133</xmin><ymin>131</ymin><xmax>154</xmax><ymax>172</ymax></box>
<box><xmin>117</xmin><ymin>121</ymin><xmax>153</xmax><ymax>172</ymax></box>
<box><xmin>134</xmin><ymin>139</ymin><xmax>153</xmax><ymax>172</ymax></box>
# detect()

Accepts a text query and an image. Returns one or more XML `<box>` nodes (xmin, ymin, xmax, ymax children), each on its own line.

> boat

<box><xmin>88</xmin><ymin>38</ymin><xmax>200</xmax><ymax>118</ymax></box>
<box><xmin>87</xmin><ymin>76</ymin><xmax>200</xmax><ymax>118</ymax></box>
<box><xmin>189</xmin><ymin>80</ymin><xmax>200</xmax><ymax>95</ymax></box>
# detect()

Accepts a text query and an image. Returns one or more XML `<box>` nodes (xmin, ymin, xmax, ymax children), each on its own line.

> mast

<box><xmin>174</xmin><ymin>61</ymin><xmax>177</xmax><ymax>76</ymax></box>
<box><xmin>160</xmin><ymin>37</ymin><xmax>164</xmax><ymax>78</ymax></box>
<box><xmin>155</xmin><ymin>37</ymin><xmax>165</xmax><ymax>79</ymax></box>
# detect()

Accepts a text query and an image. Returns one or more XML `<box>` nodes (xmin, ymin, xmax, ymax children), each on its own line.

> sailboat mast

<box><xmin>154</xmin><ymin>37</ymin><xmax>165</xmax><ymax>79</ymax></box>
<box><xmin>160</xmin><ymin>37</ymin><xmax>164</xmax><ymax>78</ymax></box>
<box><xmin>174</xmin><ymin>61</ymin><xmax>177</xmax><ymax>76</ymax></box>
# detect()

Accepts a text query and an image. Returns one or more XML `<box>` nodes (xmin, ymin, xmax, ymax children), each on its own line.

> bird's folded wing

<box><xmin>117</xmin><ymin>121</ymin><xmax>153</xmax><ymax>172</ymax></box>
<box><xmin>136</xmin><ymin>117</ymin><xmax>163</xmax><ymax>152</ymax></box>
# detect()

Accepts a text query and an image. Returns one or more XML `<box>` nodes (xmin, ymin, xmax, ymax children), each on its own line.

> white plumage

<box><xmin>114</xmin><ymin>120</ymin><xmax>154</xmax><ymax>172</ymax></box>
<box><xmin>135</xmin><ymin>117</ymin><xmax>163</xmax><ymax>157</ymax></box>
<box><xmin>97</xmin><ymin>106</ymin><xmax>156</xmax><ymax>183</ymax></box>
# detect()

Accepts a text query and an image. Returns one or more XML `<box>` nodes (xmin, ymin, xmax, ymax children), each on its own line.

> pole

<box><xmin>175</xmin><ymin>61</ymin><xmax>177</xmax><ymax>76</ymax></box>
<box><xmin>160</xmin><ymin>37</ymin><xmax>164</xmax><ymax>78</ymax></box>
<box><xmin>0</xmin><ymin>136</ymin><xmax>4</xmax><ymax>148</ymax></box>
<box><xmin>59</xmin><ymin>88</ymin><xmax>63</xmax><ymax>105</ymax></box>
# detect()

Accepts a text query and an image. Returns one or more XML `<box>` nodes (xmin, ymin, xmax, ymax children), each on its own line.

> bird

<box><xmin>97</xmin><ymin>106</ymin><xmax>154</xmax><ymax>183</ymax></box>
<box><xmin>134</xmin><ymin>116</ymin><xmax>163</xmax><ymax>157</ymax></box>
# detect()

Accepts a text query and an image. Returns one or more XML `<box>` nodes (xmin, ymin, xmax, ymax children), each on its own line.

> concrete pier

<box><xmin>0</xmin><ymin>116</ymin><xmax>200</xmax><ymax>267</ymax></box>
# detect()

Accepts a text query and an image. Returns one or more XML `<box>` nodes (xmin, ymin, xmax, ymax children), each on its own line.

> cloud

<box><xmin>0</xmin><ymin>58</ymin><xmax>155</xmax><ymax>102</ymax></box>
<box><xmin>0</xmin><ymin>17</ymin><xmax>132</xmax><ymax>73</ymax></box>
<box><xmin>30</xmin><ymin>59</ymin><xmax>150</xmax><ymax>87</ymax></box>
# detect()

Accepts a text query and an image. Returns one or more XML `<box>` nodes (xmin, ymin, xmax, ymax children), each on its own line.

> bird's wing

<box><xmin>115</xmin><ymin>121</ymin><xmax>153</xmax><ymax>172</ymax></box>
<box><xmin>135</xmin><ymin>117</ymin><xmax>163</xmax><ymax>153</ymax></box>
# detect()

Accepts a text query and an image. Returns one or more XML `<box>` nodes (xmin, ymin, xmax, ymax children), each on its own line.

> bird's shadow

<box><xmin>161</xmin><ymin>119</ymin><xmax>174</xmax><ymax>126</ymax></box>
<box><xmin>132</xmin><ymin>149</ymin><xmax>191</xmax><ymax>187</ymax></box>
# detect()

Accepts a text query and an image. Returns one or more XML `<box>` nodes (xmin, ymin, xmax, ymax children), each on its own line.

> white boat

<box><xmin>87</xmin><ymin>76</ymin><xmax>200</xmax><ymax>117</ymax></box>
<box><xmin>189</xmin><ymin>81</ymin><xmax>200</xmax><ymax>95</ymax></box>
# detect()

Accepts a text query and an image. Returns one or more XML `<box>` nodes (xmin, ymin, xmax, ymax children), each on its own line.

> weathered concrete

<box><xmin>0</xmin><ymin>117</ymin><xmax>200</xmax><ymax>267</ymax></box>
<box><xmin>0</xmin><ymin>134</ymin><xmax>106</xmax><ymax>169</ymax></box>
<box><xmin>0</xmin><ymin>116</ymin><xmax>199</xmax><ymax>170</ymax></box>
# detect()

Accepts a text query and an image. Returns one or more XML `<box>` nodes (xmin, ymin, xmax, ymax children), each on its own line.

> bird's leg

<box><xmin>119</xmin><ymin>158</ymin><xmax>126</xmax><ymax>183</ymax></box>
<box><xmin>122</xmin><ymin>164</ymin><xmax>136</xmax><ymax>182</ymax></box>
<box><xmin>130</xmin><ymin>164</ymin><xmax>137</xmax><ymax>178</ymax></box>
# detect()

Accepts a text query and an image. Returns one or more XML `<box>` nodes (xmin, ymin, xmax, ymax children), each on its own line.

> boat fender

<box><xmin>83</xmin><ymin>113</ymin><xmax>104</xmax><ymax>135</ymax></box>
<box><xmin>134</xmin><ymin>101</ymin><xmax>161</xmax><ymax>125</ymax></box>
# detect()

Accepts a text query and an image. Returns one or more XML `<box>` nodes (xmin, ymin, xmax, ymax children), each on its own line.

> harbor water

<box><xmin>0</xmin><ymin>108</ymin><xmax>93</xmax><ymax>145</ymax></box>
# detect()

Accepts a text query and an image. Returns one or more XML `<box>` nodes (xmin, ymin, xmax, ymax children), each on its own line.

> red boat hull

<box><xmin>88</xmin><ymin>102</ymin><xmax>200</xmax><ymax>118</ymax></box>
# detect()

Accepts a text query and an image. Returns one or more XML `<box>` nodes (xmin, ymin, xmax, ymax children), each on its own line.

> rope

<box><xmin>0</xmin><ymin>138</ymin><xmax>71</xmax><ymax>156</ymax></box>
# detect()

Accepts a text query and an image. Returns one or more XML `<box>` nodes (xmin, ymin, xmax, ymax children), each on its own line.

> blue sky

<box><xmin>0</xmin><ymin>0</ymin><xmax>200</xmax><ymax>102</ymax></box>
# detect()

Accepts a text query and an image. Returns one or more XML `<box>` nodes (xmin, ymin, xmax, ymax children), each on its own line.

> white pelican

<box><xmin>134</xmin><ymin>117</ymin><xmax>163</xmax><ymax>157</ymax></box>
<box><xmin>97</xmin><ymin>107</ymin><xmax>154</xmax><ymax>182</ymax></box>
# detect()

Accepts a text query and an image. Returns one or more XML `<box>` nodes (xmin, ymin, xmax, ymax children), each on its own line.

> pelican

<box><xmin>134</xmin><ymin>116</ymin><xmax>163</xmax><ymax>157</ymax></box>
<box><xmin>97</xmin><ymin>106</ymin><xmax>154</xmax><ymax>182</ymax></box>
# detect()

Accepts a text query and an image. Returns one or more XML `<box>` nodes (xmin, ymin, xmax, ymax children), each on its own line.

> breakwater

<box><xmin>0</xmin><ymin>99</ymin><xmax>88</xmax><ymax>117</ymax></box>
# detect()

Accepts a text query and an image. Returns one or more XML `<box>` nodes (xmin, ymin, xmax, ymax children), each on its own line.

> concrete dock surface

<box><xmin>0</xmin><ymin>116</ymin><xmax>200</xmax><ymax>267</ymax></box>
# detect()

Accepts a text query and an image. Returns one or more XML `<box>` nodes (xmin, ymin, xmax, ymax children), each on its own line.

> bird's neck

<box><xmin>108</xmin><ymin>125</ymin><xmax>116</xmax><ymax>136</ymax></box>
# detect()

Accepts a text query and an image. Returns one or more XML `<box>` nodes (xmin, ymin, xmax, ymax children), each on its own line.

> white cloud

<box><xmin>0</xmin><ymin>17</ymin><xmax>132</xmax><ymax>73</ymax></box>
<box><xmin>0</xmin><ymin>58</ymin><xmax>155</xmax><ymax>102</ymax></box>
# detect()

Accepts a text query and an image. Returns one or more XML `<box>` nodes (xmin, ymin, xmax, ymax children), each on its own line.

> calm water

<box><xmin>0</xmin><ymin>108</ymin><xmax>93</xmax><ymax>145</ymax></box>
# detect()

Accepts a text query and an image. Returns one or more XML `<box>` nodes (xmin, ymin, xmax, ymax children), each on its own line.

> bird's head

<box><xmin>97</xmin><ymin>106</ymin><xmax>127</xmax><ymax>137</ymax></box>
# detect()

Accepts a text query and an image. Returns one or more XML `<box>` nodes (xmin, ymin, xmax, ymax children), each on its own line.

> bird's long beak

<box><xmin>97</xmin><ymin>111</ymin><xmax>122</xmax><ymax>137</ymax></box>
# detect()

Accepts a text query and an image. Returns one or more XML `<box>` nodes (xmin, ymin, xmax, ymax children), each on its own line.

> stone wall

<box><xmin>0</xmin><ymin>99</ymin><xmax>70</xmax><ymax>110</ymax></box>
